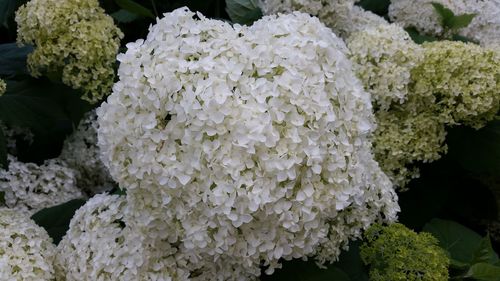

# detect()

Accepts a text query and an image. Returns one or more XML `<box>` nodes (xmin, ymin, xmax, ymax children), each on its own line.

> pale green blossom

<box><xmin>15</xmin><ymin>0</ymin><xmax>123</xmax><ymax>103</ymax></box>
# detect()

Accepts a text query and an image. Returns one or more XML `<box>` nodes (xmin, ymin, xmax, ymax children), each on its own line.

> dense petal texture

<box><xmin>0</xmin><ymin>208</ymin><xmax>56</xmax><ymax>281</ymax></box>
<box><xmin>15</xmin><ymin>0</ymin><xmax>123</xmax><ymax>103</ymax></box>
<box><xmin>0</xmin><ymin>155</ymin><xmax>85</xmax><ymax>214</ymax></box>
<box><xmin>98</xmin><ymin>8</ymin><xmax>398</xmax><ymax>279</ymax></box>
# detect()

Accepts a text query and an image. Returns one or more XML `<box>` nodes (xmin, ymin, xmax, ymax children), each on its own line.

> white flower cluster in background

<box><xmin>60</xmin><ymin>110</ymin><xmax>115</xmax><ymax>195</ymax></box>
<box><xmin>0</xmin><ymin>208</ymin><xmax>56</xmax><ymax>280</ymax></box>
<box><xmin>55</xmin><ymin>194</ymin><xmax>188</xmax><ymax>281</ymax></box>
<box><xmin>0</xmin><ymin>155</ymin><xmax>85</xmax><ymax>214</ymax></box>
<box><xmin>258</xmin><ymin>0</ymin><xmax>388</xmax><ymax>38</ymax></box>
<box><xmin>389</xmin><ymin>0</ymin><xmax>500</xmax><ymax>46</ymax></box>
<box><xmin>98</xmin><ymin>7</ymin><xmax>398</xmax><ymax>279</ymax></box>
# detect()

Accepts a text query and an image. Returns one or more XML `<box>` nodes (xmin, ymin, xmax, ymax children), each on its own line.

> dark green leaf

<box><xmin>225</xmin><ymin>0</ymin><xmax>262</xmax><ymax>25</ymax></box>
<box><xmin>423</xmin><ymin>218</ymin><xmax>482</xmax><ymax>264</ymax></box>
<box><xmin>31</xmin><ymin>199</ymin><xmax>86</xmax><ymax>244</ymax></box>
<box><xmin>447</xmin><ymin>120</ymin><xmax>500</xmax><ymax>175</ymax></box>
<box><xmin>450</xmin><ymin>258</ymin><xmax>470</xmax><ymax>269</ymax></box>
<box><xmin>0</xmin><ymin>126</ymin><xmax>6</xmax><ymax>169</ymax></box>
<box><xmin>262</xmin><ymin>259</ymin><xmax>350</xmax><ymax>281</ymax></box>
<box><xmin>465</xmin><ymin>263</ymin><xmax>500</xmax><ymax>281</ymax></box>
<box><xmin>0</xmin><ymin>0</ymin><xmax>18</xmax><ymax>28</ymax></box>
<box><xmin>0</xmin><ymin>80</ymin><xmax>68</xmax><ymax>134</ymax></box>
<box><xmin>334</xmin><ymin>241</ymin><xmax>370</xmax><ymax>281</ymax></box>
<box><xmin>111</xmin><ymin>9</ymin><xmax>140</xmax><ymax>23</ymax></box>
<box><xmin>0</xmin><ymin>43</ymin><xmax>33</xmax><ymax>77</ymax></box>
<box><xmin>448</xmin><ymin>13</ymin><xmax>476</xmax><ymax>30</ymax></box>
<box><xmin>431</xmin><ymin>2</ymin><xmax>455</xmax><ymax>27</ymax></box>
<box><xmin>405</xmin><ymin>27</ymin><xmax>438</xmax><ymax>44</ymax></box>
<box><xmin>472</xmin><ymin>235</ymin><xmax>499</xmax><ymax>265</ymax></box>
<box><xmin>357</xmin><ymin>0</ymin><xmax>390</xmax><ymax>16</ymax></box>
<box><xmin>451</xmin><ymin>34</ymin><xmax>478</xmax><ymax>43</ymax></box>
<box><xmin>0</xmin><ymin>191</ymin><xmax>5</xmax><ymax>206</ymax></box>
<box><xmin>115</xmin><ymin>0</ymin><xmax>155</xmax><ymax>19</ymax></box>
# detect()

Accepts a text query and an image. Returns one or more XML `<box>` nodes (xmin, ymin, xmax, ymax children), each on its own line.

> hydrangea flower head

<box><xmin>361</xmin><ymin>223</ymin><xmax>449</xmax><ymax>281</ymax></box>
<box><xmin>15</xmin><ymin>0</ymin><xmax>123</xmax><ymax>103</ymax></box>
<box><xmin>411</xmin><ymin>41</ymin><xmax>500</xmax><ymax>129</ymax></box>
<box><xmin>98</xmin><ymin>7</ymin><xmax>398</xmax><ymax>278</ymax></box>
<box><xmin>0</xmin><ymin>155</ymin><xmax>85</xmax><ymax>214</ymax></box>
<box><xmin>259</xmin><ymin>0</ymin><xmax>388</xmax><ymax>38</ymax></box>
<box><xmin>0</xmin><ymin>208</ymin><xmax>56</xmax><ymax>281</ymax></box>
<box><xmin>55</xmin><ymin>194</ymin><xmax>187</xmax><ymax>280</ymax></box>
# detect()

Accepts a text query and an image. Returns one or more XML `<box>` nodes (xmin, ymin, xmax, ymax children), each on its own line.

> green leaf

<box><xmin>0</xmin><ymin>43</ymin><xmax>33</xmax><ymax>77</ymax></box>
<box><xmin>451</xmin><ymin>33</ymin><xmax>478</xmax><ymax>43</ymax></box>
<box><xmin>405</xmin><ymin>27</ymin><xmax>438</xmax><ymax>44</ymax></box>
<box><xmin>472</xmin><ymin>235</ymin><xmax>499</xmax><ymax>265</ymax></box>
<box><xmin>225</xmin><ymin>0</ymin><xmax>263</xmax><ymax>25</ymax></box>
<box><xmin>261</xmin><ymin>259</ymin><xmax>350</xmax><ymax>281</ymax></box>
<box><xmin>357</xmin><ymin>0</ymin><xmax>391</xmax><ymax>16</ymax></box>
<box><xmin>31</xmin><ymin>199</ymin><xmax>86</xmax><ymax>244</ymax></box>
<box><xmin>0</xmin><ymin>0</ymin><xmax>18</xmax><ymax>28</ymax></box>
<box><xmin>0</xmin><ymin>80</ymin><xmax>68</xmax><ymax>134</ymax></box>
<box><xmin>423</xmin><ymin>218</ymin><xmax>483</xmax><ymax>264</ymax></box>
<box><xmin>448</xmin><ymin>13</ymin><xmax>476</xmax><ymax>30</ymax></box>
<box><xmin>0</xmin><ymin>126</ymin><xmax>6</xmax><ymax>169</ymax></box>
<box><xmin>334</xmin><ymin>240</ymin><xmax>370</xmax><ymax>281</ymax></box>
<box><xmin>465</xmin><ymin>263</ymin><xmax>500</xmax><ymax>281</ymax></box>
<box><xmin>115</xmin><ymin>0</ymin><xmax>154</xmax><ymax>19</ymax></box>
<box><xmin>0</xmin><ymin>191</ymin><xmax>5</xmax><ymax>206</ymax></box>
<box><xmin>431</xmin><ymin>2</ymin><xmax>455</xmax><ymax>27</ymax></box>
<box><xmin>447</xmin><ymin>120</ymin><xmax>500</xmax><ymax>175</ymax></box>
<box><xmin>111</xmin><ymin>9</ymin><xmax>140</xmax><ymax>23</ymax></box>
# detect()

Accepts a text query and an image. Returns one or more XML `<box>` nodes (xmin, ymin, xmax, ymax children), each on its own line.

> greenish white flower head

<box><xmin>0</xmin><ymin>208</ymin><xmax>56</xmax><ymax>281</ymax></box>
<box><xmin>0</xmin><ymin>155</ymin><xmax>85</xmax><ymax>214</ymax></box>
<box><xmin>60</xmin><ymin>110</ymin><xmax>114</xmax><ymax>195</ymax></box>
<box><xmin>15</xmin><ymin>0</ymin><xmax>123</xmax><ymax>103</ymax></box>
<box><xmin>347</xmin><ymin>24</ymin><xmax>424</xmax><ymax>111</ymax></box>
<box><xmin>411</xmin><ymin>41</ymin><xmax>500</xmax><ymax>129</ymax></box>
<box><xmin>348</xmin><ymin>23</ymin><xmax>500</xmax><ymax>187</ymax></box>
<box><xmin>98</xmin><ymin>7</ymin><xmax>399</xmax><ymax>278</ymax></box>
<box><xmin>259</xmin><ymin>0</ymin><xmax>388</xmax><ymax>38</ymax></box>
<box><xmin>389</xmin><ymin>0</ymin><xmax>500</xmax><ymax>46</ymax></box>
<box><xmin>361</xmin><ymin>223</ymin><xmax>449</xmax><ymax>281</ymax></box>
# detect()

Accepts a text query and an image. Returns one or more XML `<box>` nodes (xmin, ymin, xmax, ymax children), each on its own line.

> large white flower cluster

<box><xmin>98</xmin><ymin>7</ymin><xmax>398</xmax><ymax>279</ymax></box>
<box><xmin>0</xmin><ymin>208</ymin><xmax>56</xmax><ymax>280</ymax></box>
<box><xmin>388</xmin><ymin>0</ymin><xmax>500</xmax><ymax>46</ymax></box>
<box><xmin>60</xmin><ymin>110</ymin><xmax>115</xmax><ymax>195</ymax></box>
<box><xmin>55</xmin><ymin>194</ymin><xmax>188</xmax><ymax>280</ymax></box>
<box><xmin>0</xmin><ymin>155</ymin><xmax>85</xmax><ymax>214</ymax></box>
<box><xmin>258</xmin><ymin>0</ymin><xmax>388</xmax><ymax>38</ymax></box>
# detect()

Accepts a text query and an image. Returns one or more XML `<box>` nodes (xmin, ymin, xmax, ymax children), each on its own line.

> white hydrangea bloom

<box><xmin>60</xmin><ymin>110</ymin><xmax>115</xmax><ymax>195</ymax></box>
<box><xmin>56</xmin><ymin>194</ymin><xmax>190</xmax><ymax>281</ymax></box>
<box><xmin>389</xmin><ymin>0</ymin><xmax>500</xmax><ymax>46</ymax></box>
<box><xmin>0</xmin><ymin>208</ymin><xmax>56</xmax><ymax>281</ymax></box>
<box><xmin>0</xmin><ymin>155</ymin><xmax>85</xmax><ymax>214</ymax></box>
<box><xmin>259</xmin><ymin>0</ymin><xmax>388</xmax><ymax>38</ymax></box>
<box><xmin>98</xmin><ymin>7</ymin><xmax>398</xmax><ymax>278</ymax></box>
<box><xmin>347</xmin><ymin>24</ymin><xmax>424</xmax><ymax>110</ymax></box>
